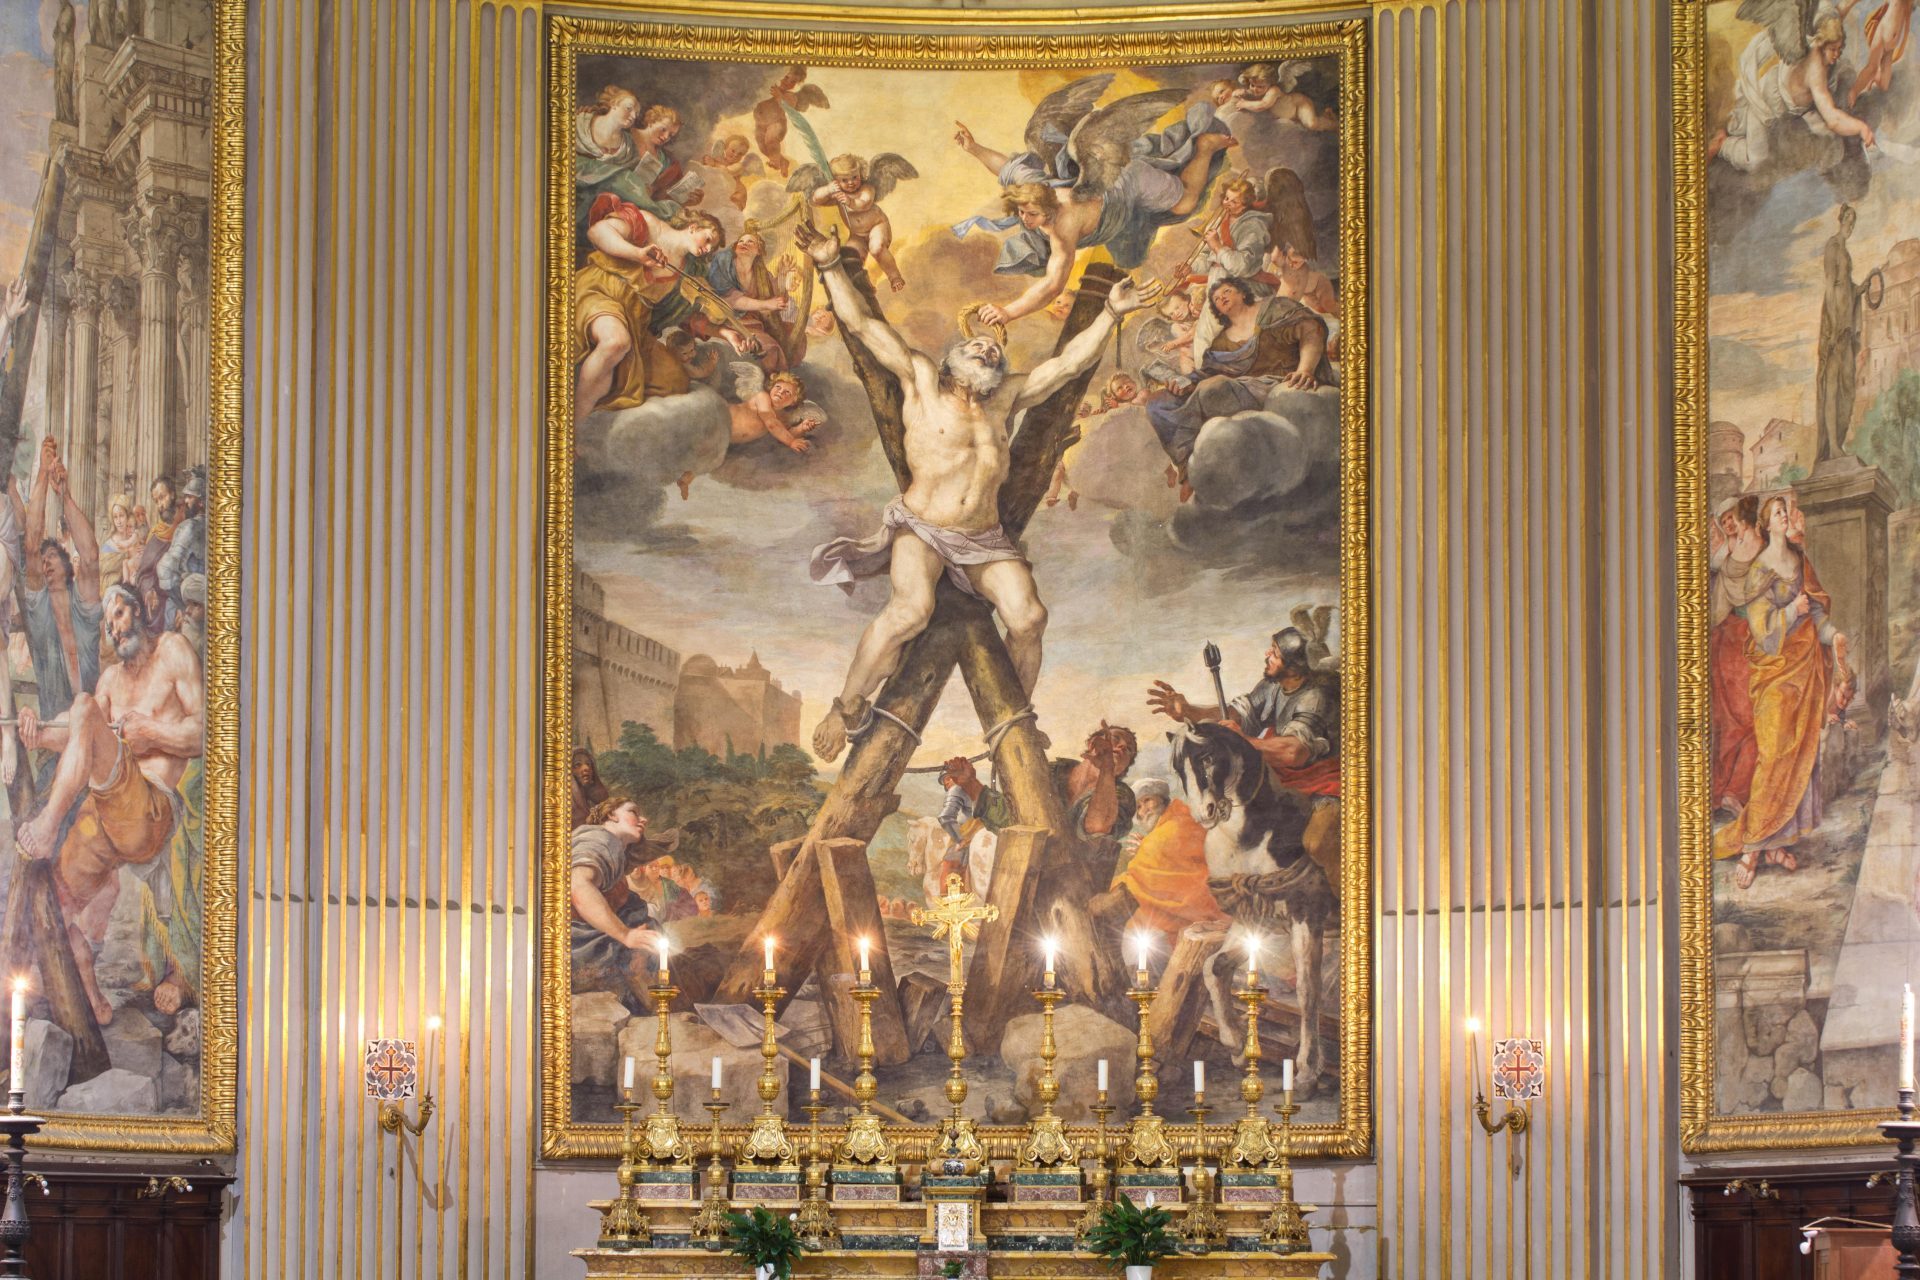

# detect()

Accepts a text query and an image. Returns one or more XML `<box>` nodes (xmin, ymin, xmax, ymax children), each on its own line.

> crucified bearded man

<box><xmin>18</xmin><ymin>584</ymin><xmax>202</xmax><ymax>1024</ymax></box>
<box><xmin>802</xmin><ymin>221</ymin><xmax>1161</xmax><ymax>761</ymax></box>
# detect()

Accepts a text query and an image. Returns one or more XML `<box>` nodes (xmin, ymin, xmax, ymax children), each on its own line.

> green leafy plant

<box><xmin>1083</xmin><ymin>1193</ymin><xmax>1178</xmax><ymax>1270</ymax></box>
<box><xmin>942</xmin><ymin>1260</ymin><xmax>964</xmax><ymax>1279</ymax></box>
<box><xmin>723</xmin><ymin>1206</ymin><xmax>805</xmax><ymax>1279</ymax></box>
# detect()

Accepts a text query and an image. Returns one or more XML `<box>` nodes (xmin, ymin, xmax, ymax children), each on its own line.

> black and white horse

<box><xmin>1167</xmin><ymin>720</ymin><xmax>1337</xmax><ymax>1089</ymax></box>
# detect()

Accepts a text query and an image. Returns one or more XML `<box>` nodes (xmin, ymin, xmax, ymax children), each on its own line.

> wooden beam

<box><xmin>14</xmin><ymin>860</ymin><xmax>107</xmax><ymax>1084</ymax></box>
<box><xmin>1149</xmin><ymin>928</ymin><xmax>1226</xmax><ymax>1062</ymax></box>
<box><xmin>814</xmin><ymin>837</ymin><xmax>910</xmax><ymax>1065</ymax></box>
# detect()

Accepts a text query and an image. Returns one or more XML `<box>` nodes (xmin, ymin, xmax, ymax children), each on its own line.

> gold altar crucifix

<box><xmin>912</xmin><ymin>874</ymin><xmax>1000</xmax><ymax>1168</ymax></box>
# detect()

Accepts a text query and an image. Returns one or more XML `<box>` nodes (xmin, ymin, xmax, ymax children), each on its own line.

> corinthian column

<box><xmin>125</xmin><ymin>193</ymin><xmax>191</xmax><ymax>495</ymax></box>
<box><xmin>61</xmin><ymin>268</ymin><xmax>104</xmax><ymax>516</ymax></box>
<box><xmin>174</xmin><ymin>240</ymin><xmax>208</xmax><ymax>472</ymax></box>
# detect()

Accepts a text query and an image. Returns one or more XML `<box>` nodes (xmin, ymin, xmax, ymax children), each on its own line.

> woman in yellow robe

<box><xmin>1715</xmin><ymin>497</ymin><xmax>1851</xmax><ymax>888</ymax></box>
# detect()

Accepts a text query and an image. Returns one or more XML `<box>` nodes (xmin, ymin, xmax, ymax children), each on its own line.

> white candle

<box><xmin>623</xmin><ymin>1055</ymin><xmax>636</xmax><ymax>1092</ymax></box>
<box><xmin>657</xmin><ymin>936</ymin><xmax>670</xmax><ymax>982</ymax></box>
<box><xmin>1133</xmin><ymin>935</ymin><xmax>1149</xmax><ymax>984</ymax></box>
<box><xmin>9</xmin><ymin>979</ymin><xmax>24</xmax><ymax>1095</ymax></box>
<box><xmin>1193</xmin><ymin>1061</ymin><xmax>1205</xmax><ymax>1094</ymax></box>
<box><xmin>1097</xmin><ymin>1059</ymin><xmax>1109</xmax><ymax>1092</ymax></box>
<box><xmin>1043</xmin><ymin>938</ymin><xmax>1057</xmax><ymax>988</ymax></box>
<box><xmin>1282</xmin><ymin>1058</ymin><xmax>1294</xmax><ymax>1096</ymax></box>
<box><xmin>712</xmin><ymin>1056</ymin><xmax>723</xmax><ymax>1090</ymax></box>
<box><xmin>763</xmin><ymin>935</ymin><xmax>776</xmax><ymax>976</ymax></box>
<box><xmin>858</xmin><ymin>936</ymin><xmax>871</xmax><ymax>978</ymax></box>
<box><xmin>1245</xmin><ymin>933</ymin><xmax>1259</xmax><ymax>980</ymax></box>
<box><xmin>425</xmin><ymin>1015</ymin><xmax>442</xmax><ymax>1085</ymax></box>
<box><xmin>810</xmin><ymin>1057</ymin><xmax>821</xmax><ymax>1092</ymax></box>
<box><xmin>1896</xmin><ymin>990</ymin><xmax>1912</xmax><ymax>1097</ymax></box>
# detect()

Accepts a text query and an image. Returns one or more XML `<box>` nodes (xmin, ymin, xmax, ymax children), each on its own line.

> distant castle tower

<box><xmin>674</xmin><ymin>650</ymin><xmax>802</xmax><ymax>758</ymax></box>
<box><xmin>1860</xmin><ymin>238</ymin><xmax>1920</xmax><ymax>411</ymax></box>
<box><xmin>573</xmin><ymin>568</ymin><xmax>680</xmax><ymax>749</ymax></box>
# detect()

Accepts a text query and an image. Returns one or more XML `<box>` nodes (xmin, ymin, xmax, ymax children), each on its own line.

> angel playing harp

<box><xmin>949</xmin><ymin>73</ymin><xmax>1238</xmax><ymax>326</ymax></box>
<box><xmin>789</xmin><ymin>152</ymin><xmax>920</xmax><ymax>292</ymax></box>
<box><xmin>1709</xmin><ymin>0</ymin><xmax>1876</xmax><ymax>172</ymax></box>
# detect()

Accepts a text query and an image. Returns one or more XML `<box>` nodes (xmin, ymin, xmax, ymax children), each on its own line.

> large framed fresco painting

<box><xmin>541</xmin><ymin>9</ymin><xmax>1370</xmax><ymax>1159</ymax></box>
<box><xmin>0</xmin><ymin>0</ymin><xmax>241</xmax><ymax>1152</ymax></box>
<box><xmin>1678</xmin><ymin>0</ymin><xmax>1920</xmax><ymax>1151</ymax></box>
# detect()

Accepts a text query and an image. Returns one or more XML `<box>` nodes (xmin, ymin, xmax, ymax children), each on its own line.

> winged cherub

<box><xmin>1234</xmin><ymin>61</ymin><xmax>1339</xmax><ymax>131</ymax></box>
<box><xmin>752</xmin><ymin>65</ymin><xmax>830</xmax><ymax>179</ymax></box>
<box><xmin>789</xmin><ymin>152</ymin><xmax>920</xmax><ymax>292</ymax></box>
<box><xmin>951</xmin><ymin>73</ymin><xmax>1237</xmax><ymax>326</ymax></box>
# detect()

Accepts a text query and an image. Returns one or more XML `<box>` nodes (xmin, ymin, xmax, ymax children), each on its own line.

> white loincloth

<box><xmin>809</xmin><ymin>496</ymin><xmax>1026</xmax><ymax>597</ymax></box>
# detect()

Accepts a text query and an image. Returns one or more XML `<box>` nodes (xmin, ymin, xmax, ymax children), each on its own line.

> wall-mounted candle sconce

<box><xmin>1465</xmin><ymin>1017</ymin><xmax>1538</xmax><ymax>1178</ymax></box>
<box><xmin>364</xmin><ymin>1019</ymin><xmax>445</xmax><ymax>1208</ymax></box>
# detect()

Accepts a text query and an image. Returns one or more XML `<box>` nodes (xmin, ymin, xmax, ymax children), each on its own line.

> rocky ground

<box><xmin>1712</xmin><ymin>747</ymin><xmax>1884</xmax><ymax>1115</ymax></box>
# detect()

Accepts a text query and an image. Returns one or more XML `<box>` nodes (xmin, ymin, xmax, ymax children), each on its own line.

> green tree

<box><xmin>590</xmin><ymin>721</ymin><xmax>824</xmax><ymax>912</ymax></box>
<box><xmin>1855</xmin><ymin>371</ymin><xmax>1920</xmax><ymax>505</ymax></box>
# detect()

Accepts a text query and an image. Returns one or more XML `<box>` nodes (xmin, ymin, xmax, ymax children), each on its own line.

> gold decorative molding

<box><xmin>1672</xmin><ymin>0</ymin><xmax>1885</xmax><ymax>1155</ymax></box>
<box><xmin>36</xmin><ymin>0</ymin><xmax>243</xmax><ymax>1156</ymax></box>
<box><xmin>541</xmin><ymin>5</ymin><xmax>1371</xmax><ymax>1162</ymax></box>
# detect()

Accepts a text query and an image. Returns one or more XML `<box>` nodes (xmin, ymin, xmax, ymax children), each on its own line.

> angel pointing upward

<box><xmin>950</xmin><ymin>73</ymin><xmax>1238</xmax><ymax>326</ymax></box>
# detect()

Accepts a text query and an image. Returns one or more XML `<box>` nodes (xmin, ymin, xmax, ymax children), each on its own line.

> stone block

<box><xmin>779</xmin><ymin>997</ymin><xmax>832</xmax><ymax>1061</ymax></box>
<box><xmin>1744</xmin><ymin>1003</ymin><xmax>1791</xmax><ymax>1058</ymax></box>
<box><xmin>1783</xmin><ymin>1067</ymin><xmax>1823</xmax><ymax>1113</ymax></box>
<box><xmin>103</xmin><ymin>1009</ymin><xmax>163</xmax><ymax>1077</ymax></box>
<box><xmin>160</xmin><ymin>1053</ymin><xmax>198</xmax><ymax>1113</ymax></box>
<box><xmin>999</xmin><ymin>1004</ymin><xmax>1136</xmax><ymax>1122</ymax></box>
<box><xmin>20</xmin><ymin>1019</ymin><xmax>72</xmax><ymax>1112</ymax></box>
<box><xmin>572</xmin><ymin>991</ymin><xmax>634</xmax><ymax>1087</ymax></box>
<box><xmin>620</xmin><ymin>1011</ymin><xmax>789</xmax><ymax>1127</ymax></box>
<box><xmin>57</xmin><ymin>1068</ymin><xmax>158</xmax><ymax>1114</ymax></box>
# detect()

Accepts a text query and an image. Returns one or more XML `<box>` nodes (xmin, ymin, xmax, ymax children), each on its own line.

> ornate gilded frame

<box><xmin>1673</xmin><ymin>0</ymin><xmax>1878</xmax><ymax>1154</ymax></box>
<box><xmin>30</xmin><ymin>0</ymin><xmax>244</xmax><ymax>1154</ymax></box>
<box><xmin>541</xmin><ymin>6</ymin><xmax>1371</xmax><ymax>1161</ymax></box>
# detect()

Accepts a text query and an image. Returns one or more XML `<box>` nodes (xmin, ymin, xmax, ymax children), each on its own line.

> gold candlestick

<box><xmin>836</xmin><ymin>966</ymin><xmax>896</xmax><ymax>1169</ymax></box>
<box><xmin>911</xmin><ymin>874</ymin><xmax>997</xmax><ymax>1169</ymax></box>
<box><xmin>1019</xmin><ymin>984</ymin><xmax>1079</xmax><ymax>1169</ymax></box>
<box><xmin>794</xmin><ymin>1087</ymin><xmax>839</xmax><ymax>1249</ymax></box>
<box><xmin>597</xmin><ymin>1092</ymin><xmax>652</xmax><ymax>1249</ymax></box>
<box><xmin>689</xmin><ymin>1087</ymin><xmax>733</xmax><ymax>1248</ymax></box>
<box><xmin>1075</xmin><ymin>1088</ymin><xmax>1116</xmax><ymax>1242</ymax></box>
<box><xmin>1180</xmin><ymin>1092</ymin><xmax>1225</xmax><ymax>1251</ymax></box>
<box><xmin>643</xmin><ymin>977</ymin><xmax>693</xmax><ymax>1167</ymax></box>
<box><xmin>1120</xmin><ymin>977</ymin><xmax>1177</xmax><ymax>1170</ymax></box>
<box><xmin>1260</xmin><ymin>1098</ymin><xmax>1312</xmax><ymax>1254</ymax></box>
<box><xmin>739</xmin><ymin>970</ymin><xmax>797</xmax><ymax>1167</ymax></box>
<box><xmin>1225</xmin><ymin>981</ymin><xmax>1279</xmax><ymax>1169</ymax></box>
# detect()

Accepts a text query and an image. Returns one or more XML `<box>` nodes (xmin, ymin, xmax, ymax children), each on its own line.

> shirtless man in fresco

<box><xmin>800</xmin><ymin>220</ymin><xmax>1161</xmax><ymax>760</ymax></box>
<box><xmin>18</xmin><ymin>584</ymin><xmax>203</xmax><ymax>1024</ymax></box>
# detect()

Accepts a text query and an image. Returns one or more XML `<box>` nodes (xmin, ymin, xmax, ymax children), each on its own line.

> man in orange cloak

<box><xmin>1108</xmin><ymin>778</ymin><xmax>1225</xmax><ymax>947</ymax></box>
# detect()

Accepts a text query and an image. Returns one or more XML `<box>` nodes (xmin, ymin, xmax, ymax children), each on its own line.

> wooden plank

<box><xmin>768</xmin><ymin>837</ymin><xmax>802</xmax><ymax>882</ymax></box>
<box><xmin>958</xmin><ymin>825</ymin><xmax>1049</xmax><ymax>1054</ymax></box>
<box><xmin>1149</xmin><ymin>927</ymin><xmax>1227</xmax><ymax>1062</ymax></box>
<box><xmin>814</xmin><ymin>837</ymin><xmax>910</xmax><ymax>1065</ymax></box>
<box><xmin>713</xmin><ymin>841</ymin><xmax>829</xmax><ymax>1007</ymax></box>
<box><xmin>898</xmin><ymin>970</ymin><xmax>947</xmax><ymax>1057</ymax></box>
<box><xmin>15</xmin><ymin>859</ymin><xmax>107</xmax><ymax>1083</ymax></box>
